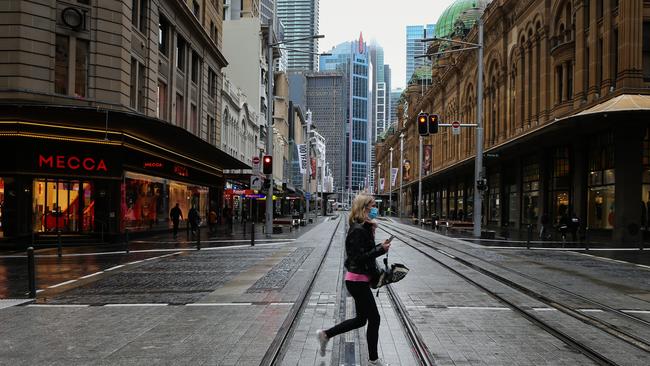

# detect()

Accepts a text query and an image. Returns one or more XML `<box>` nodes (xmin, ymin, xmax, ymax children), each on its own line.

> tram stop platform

<box><xmin>0</xmin><ymin>215</ymin><xmax>649</xmax><ymax>365</ymax></box>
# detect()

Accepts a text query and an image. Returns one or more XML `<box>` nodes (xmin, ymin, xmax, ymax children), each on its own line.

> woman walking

<box><xmin>317</xmin><ymin>194</ymin><xmax>392</xmax><ymax>365</ymax></box>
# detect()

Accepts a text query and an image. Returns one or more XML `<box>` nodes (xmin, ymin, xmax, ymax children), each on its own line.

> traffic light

<box><xmin>428</xmin><ymin>114</ymin><xmax>439</xmax><ymax>134</ymax></box>
<box><xmin>262</xmin><ymin>155</ymin><xmax>272</xmax><ymax>174</ymax></box>
<box><xmin>417</xmin><ymin>113</ymin><xmax>429</xmax><ymax>136</ymax></box>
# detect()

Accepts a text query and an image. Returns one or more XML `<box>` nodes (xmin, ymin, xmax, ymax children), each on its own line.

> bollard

<box><xmin>57</xmin><ymin>230</ymin><xmax>62</xmax><ymax>257</ymax></box>
<box><xmin>251</xmin><ymin>222</ymin><xmax>255</xmax><ymax>246</ymax></box>
<box><xmin>196</xmin><ymin>226</ymin><xmax>201</xmax><ymax>250</ymax></box>
<box><xmin>585</xmin><ymin>228</ymin><xmax>590</xmax><ymax>251</ymax></box>
<box><xmin>27</xmin><ymin>247</ymin><xmax>36</xmax><ymax>298</ymax></box>
<box><xmin>526</xmin><ymin>224</ymin><xmax>532</xmax><ymax>250</ymax></box>
<box><xmin>124</xmin><ymin>228</ymin><xmax>130</xmax><ymax>254</ymax></box>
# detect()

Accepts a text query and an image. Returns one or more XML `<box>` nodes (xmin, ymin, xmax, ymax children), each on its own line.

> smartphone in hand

<box><xmin>387</xmin><ymin>235</ymin><xmax>395</xmax><ymax>242</ymax></box>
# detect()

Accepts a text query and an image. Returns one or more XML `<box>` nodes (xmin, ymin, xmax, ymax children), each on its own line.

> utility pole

<box><xmin>399</xmin><ymin>132</ymin><xmax>404</xmax><ymax>219</ymax></box>
<box><xmin>389</xmin><ymin>147</ymin><xmax>393</xmax><ymax>216</ymax></box>
<box><xmin>265</xmin><ymin>20</ymin><xmax>274</xmax><ymax>238</ymax></box>
<box><xmin>418</xmin><ymin>136</ymin><xmax>423</xmax><ymax>224</ymax></box>
<box><xmin>473</xmin><ymin>18</ymin><xmax>484</xmax><ymax>238</ymax></box>
<box><xmin>305</xmin><ymin>109</ymin><xmax>311</xmax><ymax>223</ymax></box>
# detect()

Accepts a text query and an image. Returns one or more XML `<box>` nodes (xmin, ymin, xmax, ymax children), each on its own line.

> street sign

<box><xmin>305</xmin><ymin>192</ymin><xmax>311</xmax><ymax>200</ymax></box>
<box><xmin>252</xmin><ymin>156</ymin><xmax>260</xmax><ymax>174</ymax></box>
<box><xmin>452</xmin><ymin>121</ymin><xmax>461</xmax><ymax>135</ymax></box>
<box><xmin>251</xmin><ymin>175</ymin><xmax>262</xmax><ymax>190</ymax></box>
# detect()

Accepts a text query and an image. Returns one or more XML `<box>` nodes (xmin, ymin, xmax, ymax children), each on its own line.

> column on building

<box><xmin>618</xmin><ymin>0</ymin><xmax>643</xmax><ymax>88</ymax></box>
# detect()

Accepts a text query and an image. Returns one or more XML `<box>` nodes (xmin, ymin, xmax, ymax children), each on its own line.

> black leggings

<box><xmin>324</xmin><ymin>280</ymin><xmax>380</xmax><ymax>361</ymax></box>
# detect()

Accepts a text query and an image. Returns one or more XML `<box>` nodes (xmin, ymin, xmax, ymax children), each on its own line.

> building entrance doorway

<box><xmin>32</xmin><ymin>179</ymin><xmax>94</xmax><ymax>233</ymax></box>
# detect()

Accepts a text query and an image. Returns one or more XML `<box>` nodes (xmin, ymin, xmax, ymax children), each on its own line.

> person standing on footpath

<box><xmin>188</xmin><ymin>205</ymin><xmax>200</xmax><ymax>238</ymax></box>
<box><xmin>316</xmin><ymin>194</ymin><xmax>392</xmax><ymax>366</ymax></box>
<box><xmin>169</xmin><ymin>203</ymin><xmax>183</xmax><ymax>239</ymax></box>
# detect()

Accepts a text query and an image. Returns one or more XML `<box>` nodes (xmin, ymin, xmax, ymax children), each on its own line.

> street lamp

<box><xmin>389</xmin><ymin>147</ymin><xmax>393</xmax><ymax>217</ymax></box>
<box><xmin>265</xmin><ymin>20</ymin><xmax>325</xmax><ymax>237</ymax></box>
<box><xmin>399</xmin><ymin>132</ymin><xmax>405</xmax><ymax>219</ymax></box>
<box><xmin>377</xmin><ymin>162</ymin><xmax>382</xmax><ymax>195</ymax></box>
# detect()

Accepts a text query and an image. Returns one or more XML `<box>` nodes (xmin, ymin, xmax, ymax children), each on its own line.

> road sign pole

<box><xmin>473</xmin><ymin>18</ymin><xmax>484</xmax><ymax>238</ymax></box>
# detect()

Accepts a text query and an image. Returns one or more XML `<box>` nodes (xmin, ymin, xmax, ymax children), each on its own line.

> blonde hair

<box><xmin>349</xmin><ymin>194</ymin><xmax>374</xmax><ymax>226</ymax></box>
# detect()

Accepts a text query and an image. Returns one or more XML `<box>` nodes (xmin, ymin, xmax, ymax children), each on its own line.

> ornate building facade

<box><xmin>376</xmin><ymin>0</ymin><xmax>650</xmax><ymax>244</ymax></box>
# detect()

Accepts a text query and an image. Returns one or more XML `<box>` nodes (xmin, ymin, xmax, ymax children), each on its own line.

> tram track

<box><xmin>381</xmin><ymin>221</ymin><xmax>650</xmax><ymax>365</ymax></box>
<box><xmin>262</xmin><ymin>215</ymin><xmax>343</xmax><ymax>365</ymax></box>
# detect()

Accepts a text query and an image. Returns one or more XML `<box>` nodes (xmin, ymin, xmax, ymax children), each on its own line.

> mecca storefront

<box><xmin>0</xmin><ymin>106</ymin><xmax>248</xmax><ymax>243</ymax></box>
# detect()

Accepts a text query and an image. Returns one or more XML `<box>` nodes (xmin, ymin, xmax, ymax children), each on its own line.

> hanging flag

<box><xmin>379</xmin><ymin>178</ymin><xmax>385</xmax><ymax>192</ymax></box>
<box><xmin>391</xmin><ymin>168</ymin><xmax>399</xmax><ymax>186</ymax></box>
<box><xmin>297</xmin><ymin>144</ymin><xmax>307</xmax><ymax>174</ymax></box>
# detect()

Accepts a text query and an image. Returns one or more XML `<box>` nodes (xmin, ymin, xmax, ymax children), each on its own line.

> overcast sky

<box><xmin>319</xmin><ymin>0</ymin><xmax>456</xmax><ymax>90</ymax></box>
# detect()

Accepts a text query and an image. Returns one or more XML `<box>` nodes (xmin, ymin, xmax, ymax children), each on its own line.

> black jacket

<box><xmin>344</xmin><ymin>222</ymin><xmax>387</xmax><ymax>275</ymax></box>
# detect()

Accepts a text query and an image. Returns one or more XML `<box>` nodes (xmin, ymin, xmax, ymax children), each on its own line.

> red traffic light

<box><xmin>417</xmin><ymin>113</ymin><xmax>429</xmax><ymax>136</ymax></box>
<box><xmin>262</xmin><ymin>155</ymin><xmax>273</xmax><ymax>174</ymax></box>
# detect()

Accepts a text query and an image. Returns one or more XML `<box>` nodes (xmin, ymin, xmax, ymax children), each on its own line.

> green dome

<box><xmin>435</xmin><ymin>0</ymin><xmax>491</xmax><ymax>39</ymax></box>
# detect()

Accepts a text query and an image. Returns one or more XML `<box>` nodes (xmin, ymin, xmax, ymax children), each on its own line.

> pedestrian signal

<box><xmin>417</xmin><ymin>113</ymin><xmax>429</xmax><ymax>136</ymax></box>
<box><xmin>428</xmin><ymin>114</ymin><xmax>439</xmax><ymax>134</ymax></box>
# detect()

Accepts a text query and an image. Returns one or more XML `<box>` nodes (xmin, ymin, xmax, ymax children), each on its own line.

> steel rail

<box><xmin>262</xmin><ymin>215</ymin><xmax>343</xmax><ymax>365</ymax></box>
<box><xmin>379</xmin><ymin>224</ymin><xmax>619</xmax><ymax>366</ymax></box>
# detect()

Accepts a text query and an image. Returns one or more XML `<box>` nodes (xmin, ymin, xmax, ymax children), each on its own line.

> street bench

<box><xmin>272</xmin><ymin>219</ymin><xmax>294</xmax><ymax>233</ymax></box>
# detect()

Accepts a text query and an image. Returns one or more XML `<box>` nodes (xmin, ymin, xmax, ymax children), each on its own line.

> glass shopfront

<box><xmin>587</xmin><ymin>132</ymin><xmax>615</xmax><ymax>229</ymax></box>
<box><xmin>550</xmin><ymin>147</ymin><xmax>571</xmax><ymax>225</ymax></box>
<box><xmin>488</xmin><ymin>173</ymin><xmax>500</xmax><ymax>225</ymax></box>
<box><xmin>522</xmin><ymin>159</ymin><xmax>540</xmax><ymax>225</ymax></box>
<box><xmin>32</xmin><ymin>179</ymin><xmax>94</xmax><ymax>233</ymax></box>
<box><xmin>642</xmin><ymin>129</ymin><xmax>650</xmax><ymax>230</ymax></box>
<box><xmin>122</xmin><ymin>172</ymin><xmax>208</xmax><ymax>231</ymax></box>
<box><xmin>0</xmin><ymin>177</ymin><xmax>4</xmax><ymax>237</ymax></box>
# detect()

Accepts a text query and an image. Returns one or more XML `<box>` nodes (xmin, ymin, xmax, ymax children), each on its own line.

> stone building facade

<box><xmin>376</xmin><ymin>0</ymin><xmax>650</xmax><ymax>244</ymax></box>
<box><xmin>0</xmin><ymin>0</ymin><xmax>245</xmax><ymax>243</ymax></box>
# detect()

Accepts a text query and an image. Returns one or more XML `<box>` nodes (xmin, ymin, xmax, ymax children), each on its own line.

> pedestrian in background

<box><xmin>169</xmin><ymin>203</ymin><xmax>183</xmax><ymax>239</ymax></box>
<box><xmin>539</xmin><ymin>213</ymin><xmax>550</xmax><ymax>240</ymax></box>
<box><xmin>317</xmin><ymin>194</ymin><xmax>392</xmax><ymax>366</ymax></box>
<box><xmin>188</xmin><ymin>205</ymin><xmax>200</xmax><ymax>237</ymax></box>
<box><xmin>208</xmin><ymin>208</ymin><xmax>218</xmax><ymax>235</ymax></box>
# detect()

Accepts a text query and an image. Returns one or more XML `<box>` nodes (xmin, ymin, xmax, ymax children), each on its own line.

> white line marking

<box><xmin>447</xmin><ymin>306</ymin><xmax>510</xmax><ymax>310</ymax></box>
<box><xmin>186</xmin><ymin>302</ymin><xmax>253</xmax><ymax>306</ymax></box>
<box><xmin>127</xmin><ymin>260</ymin><xmax>144</xmax><ymax>265</ymax></box>
<box><xmin>104</xmin><ymin>265</ymin><xmax>125</xmax><ymax>271</ymax></box>
<box><xmin>27</xmin><ymin>304</ymin><xmax>89</xmax><ymax>308</ymax></box>
<box><xmin>79</xmin><ymin>271</ymin><xmax>104</xmax><ymax>279</ymax></box>
<box><xmin>532</xmin><ymin>307</ymin><xmax>557</xmax><ymax>311</ymax></box>
<box><xmin>621</xmin><ymin>309</ymin><xmax>650</xmax><ymax>314</ymax></box>
<box><xmin>269</xmin><ymin>302</ymin><xmax>294</xmax><ymax>306</ymax></box>
<box><xmin>47</xmin><ymin>279</ymin><xmax>77</xmax><ymax>288</ymax></box>
<box><xmin>577</xmin><ymin>309</ymin><xmax>603</xmax><ymax>313</ymax></box>
<box><xmin>437</xmin><ymin>250</ymin><xmax>456</xmax><ymax>259</ymax></box>
<box><xmin>104</xmin><ymin>303</ymin><xmax>168</xmax><ymax>307</ymax></box>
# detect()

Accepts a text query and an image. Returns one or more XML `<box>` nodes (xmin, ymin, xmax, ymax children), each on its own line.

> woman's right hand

<box><xmin>381</xmin><ymin>240</ymin><xmax>391</xmax><ymax>252</ymax></box>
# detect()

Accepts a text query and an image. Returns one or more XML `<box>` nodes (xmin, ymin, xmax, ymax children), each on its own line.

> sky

<box><xmin>318</xmin><ymin>0</ymin><xmax>456</xmax><ymax>90</ymax></box>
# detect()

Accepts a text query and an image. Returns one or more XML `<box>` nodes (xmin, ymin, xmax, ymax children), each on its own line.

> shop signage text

<box><xmin>174</xmin><ymin>165</ymin><xmax>189</xmax><ymax>177</ymax></box>
<box><xmin>38</xmin><ymin>154</ymin><xmax>107</xmax><ymax>172</ymax></box>
<box><xmin>144</xmin><ymin>161</ymin><xmax>164</xmax><ymax>169</ymax></box>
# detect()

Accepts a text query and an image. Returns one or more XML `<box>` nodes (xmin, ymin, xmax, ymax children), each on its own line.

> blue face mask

<box><xmin>368</xmin><ymin>207</ymin><xmax>379</xmax><ymax>219</ymax></box>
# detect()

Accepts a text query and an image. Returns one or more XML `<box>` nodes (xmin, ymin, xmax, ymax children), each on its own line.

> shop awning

<box><xmin>576</xmin><ymin>94</ymin><xmax>650</xmax><ymax>116</ymax></box>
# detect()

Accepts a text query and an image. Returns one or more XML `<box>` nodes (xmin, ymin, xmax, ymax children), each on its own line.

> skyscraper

<box><xmin>389</xmin><ymin>88</ymin><xmax>403</xmax><ymax>126</ymax></box>
<box><xmin>320</xmin><ymin>34</ymin><xmax>371</xmax><ymax>195</ymax></box>
<box><xmin>277</xmin><ymin>0</ymin><xmax>320</xmax><ymax>71</ymax></box>
<box><xmin>260</xmin><ymin>0</ymin><xmax>274</xmax><ymax>24</ymax></box>
<box><xmin>406</xmin><ymin>24</ymin><xmax>435</xmax><ymax>83</ymax></box>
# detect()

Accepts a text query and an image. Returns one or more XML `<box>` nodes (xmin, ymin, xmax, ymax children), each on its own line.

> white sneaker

<box><xmin>316</xmin><ymin>329</ymin><xmax>328</xmax><ymax>356</ymax></box>
<box><xmin>368</xmin><ymin>358</ymin><xmax>388</xmax><ymax>366</ymax></box>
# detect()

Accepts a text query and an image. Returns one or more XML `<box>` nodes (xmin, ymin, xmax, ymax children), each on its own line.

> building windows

<box><xmin>190</xmin><ymin>103</ymin><xmax>198</xmax><ymax>134</ymax></box>
<box><xmin>551</xmin><ymin>147</ymin><xmax>571</xmax><ymax>225</ymax></box>
<box><xmin>55</xmin><ymin>35</ymin><xmax>89</xmax><ymax>97</ymax></box>
<box><xmin>176</xmin><ymin>35</ymin><xmax>186</xmax><ymax>72</ymax></box>
<box><xmin>192</xmin><ymin>0</ymin><xmax>200</xmax><ymax>18</ymax></box>
<box><xmin>522</xmin><ymin>158</ymin><xmax>540</xmax><ymax>225</ymax></box>
<box><xmin>157</xmin><ymin>80</ymin><xmax>167</xmax><ymax>120</ymax></box>
<box><xmin>643</xmin><ymin>22</ymin><xmax>650</xmax><ymax>81</ymax></box>
<box><xmin>159</xmin><ymin>16</ymin><xmax>169</xmax><ymax>57</ymax></box>
<box><xmin>55</xmin><ymin>35</ymin><xmax>69</xmax><ymax>95</ymax></box>
<box><xmin>210</xmin><ymin>20</ymin><xmax>216</xmax><ymax>40</ymax></box>
<box><xmin>191</xmin><ymin>51</ymin><xmax>200</xmax><ymax>84</ymax></box>
<box><xmin>566</xmin><ymin>63</ymin><xmax>573</xmax><ymax>100</ymax></box>
<box><xmin>131</xmin><ymin>0</ymin><xmax>147</xmax><ymax>33</ymax></box>
<box><xmin>207</xmin><ymin>115</ymin><xmax>216</xmax><ymax>145</ymax></box>
<box><xmin>207</xmin><ymin>68</ymin><xmax>217</xmax><ymax>99</ymax></box>
<box><xmin>130</xmin><ymin>58</ymin><xmax>146</xmax><ymax>112</ymax></box>
<box><xmin>556</xmin><ymin>65</ymin><xmax>563</xmax><ymax>103</ymax></box>
<box><xmin>175</xmin><ymin>93</ymin><xmax>185</xmax><ymax>126</ymax></box>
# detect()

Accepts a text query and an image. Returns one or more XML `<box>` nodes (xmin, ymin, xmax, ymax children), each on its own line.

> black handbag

<box><xmin>370</xmin><ymin>257</ymin><xmax>409</xmax><ymax>289</ymax></box>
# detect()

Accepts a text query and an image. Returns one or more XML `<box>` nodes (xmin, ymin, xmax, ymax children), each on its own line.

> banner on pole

<box><xmin>297</xmin><ymin>144</ymin><xmax>307</xmax><ymax>174</ymax></box>
<box><xmin>390</xmin><ymin>168</ymin><xmax>399</xmax><ymax>186</ymax></box>
<box><xmin>379</xmin><ymin>178</ymin><xmax>385</xmax><ymax>192</ymax></box>
<box><xmin>423</xmin><ymin>145</ymin><xmax>432</xmax><ymax>175</ymax></box>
